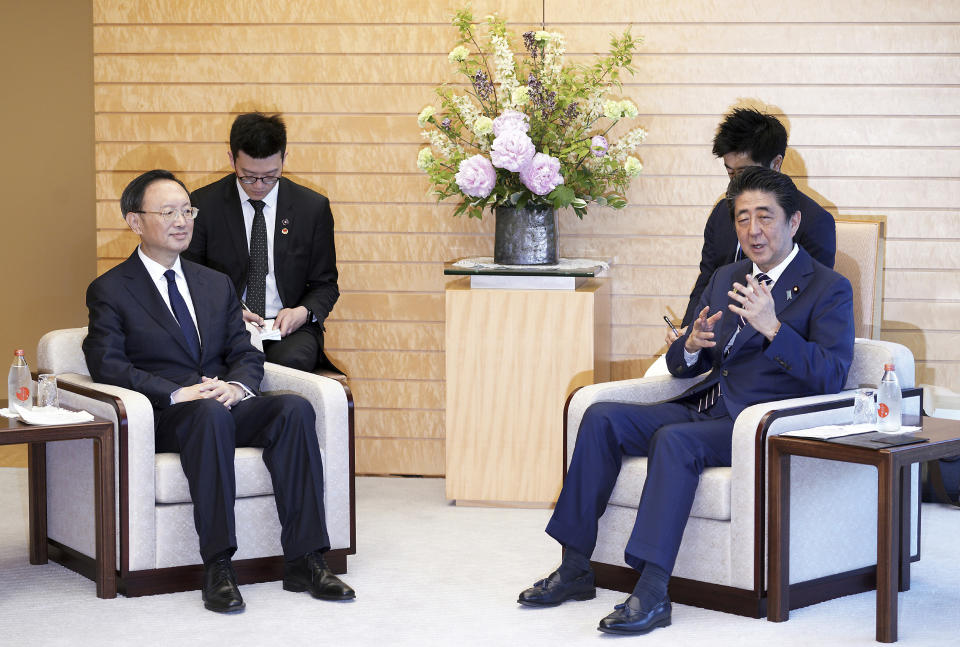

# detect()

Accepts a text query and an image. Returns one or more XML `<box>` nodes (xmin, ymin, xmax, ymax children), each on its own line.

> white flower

<box><xmin>490</xmin><ymin>32</ymin><xmax>518</xmax><ymax>104</ymax></box>
<box><xmin>619</xmin><ymin>99</ymin><xmax>638</xmax><ymax>119</ymax></box>
<box><xmin>534</xmin><ymin>30</ymin><xmax>550</xmax><ymax>42</ymax></box>
<box><xmin>448</xmin><ymin>45</ymin><xmax>470</xmax><ymax>63</ymax></box>
<box><xmin>603</xmin><ymin>100</ymin><xmax>623</xmax><ymax>120</ymax></box>
<box><xmin>542</xmin><ymin>32</ymin><xmax>566</xmax><ymax>84</ymax></box>
<box><xmin>610</xmin><ymin>126</ymin><xmax>648</xmax><ymax>161</ymax></box>
<box><xmin>624</xmin><ymin>156</ymin><xmax>643</xmax><ymax>177</ymax></box>
<box><xmin>417</xmin><ymin>148</ymin><xmax>435</xmax><ymax>171</ymax></box>
<box><xmin>451</xmin><ymin>95</ymin><xmax>480</xmax><ymax>129</ymax></box>
<box><xmin>473</xmin><ymin>116</ymin><xmax>494</xmax><ymax>137</ymax></box>
<box><xmin>511</xmin><ymin>86</ymin><xmax>530</xmax><ymax>106</ymax></box>
<box><xmin>417</xmin><ymin>106</ymin><xmax>435</xmax><ymax>128</ymax></box>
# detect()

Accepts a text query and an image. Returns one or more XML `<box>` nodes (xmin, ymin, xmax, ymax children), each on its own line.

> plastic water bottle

<box><xmin>876</xmin><ymin>363</ymin><xmax>901</xmax><ymax>432</ymax></box>
<box><xmin>7</xmin><ymin>349</ymin><xmax>33</xmax><ymax>411</ymax></box>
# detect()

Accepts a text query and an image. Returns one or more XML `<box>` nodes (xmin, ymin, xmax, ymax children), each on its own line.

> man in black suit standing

<box><xmin>83</xmin><ymin>170</ymin><xmax>354</xmax><ymax>613</ymax></box>
<box><xmin>185</xmin><ymin>112</ymin><xmax>339</xmax><ymax>372</ymax></box>
<box><xmin>675</xmin><ymin>107</ymin><xmax>836</xmax><ymax>336</ymax></box>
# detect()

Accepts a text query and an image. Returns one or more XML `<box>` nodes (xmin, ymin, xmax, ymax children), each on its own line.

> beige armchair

<box><xmin>566</xmin><ymin>338</ymin><xmax>920</xmax><ymax>617</ymax></box>
<box><xmin>36</xmin><ymin>327</ymin><xmax>355</xmax><ymax>596</ymax></box>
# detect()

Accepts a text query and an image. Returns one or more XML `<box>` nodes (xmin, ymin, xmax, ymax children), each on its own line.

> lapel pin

<box><xmin>281</xmin><ymin>219</ymin><xmax>290</xmax><ymax>226</ymax></box>
<box><xmin>281</xmin><ymin>227</ymin><xmax>289</xmax><ymax>235</ymax></box>
<box><xmin>786</xmin><ymin>290</ymin><xmax>792</xmax><ymax>300</ymax></box>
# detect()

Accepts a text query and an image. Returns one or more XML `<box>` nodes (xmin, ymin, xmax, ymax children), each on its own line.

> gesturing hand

<box><xmin>684</xmin><ymin>306</ymin><xmax>723</xmax><ymax>353</ymax></box>
<box><xmin>728</xmin><ymin>273</ymin><xmax>781</xmax><ymax>341</ymax></box>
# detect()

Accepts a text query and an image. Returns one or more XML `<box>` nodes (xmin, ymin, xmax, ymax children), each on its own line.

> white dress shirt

<box><xmin>236</xmin><ymin>179</ymin><xmax>283</xmax><ymax>318</ymax></box>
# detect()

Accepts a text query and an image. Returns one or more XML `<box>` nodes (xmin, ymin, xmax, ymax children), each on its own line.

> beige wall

<box><xmin>91</xmin><ymin>0</ymin><xmax>960</xmax><ymax>475</ymax></box>
<box><xmin>1</xmin><ymin>2</ymin><xmax>96</xmax><ymax>468</ymax></box>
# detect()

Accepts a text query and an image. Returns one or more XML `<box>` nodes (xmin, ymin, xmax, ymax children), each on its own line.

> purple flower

<box><xmin>490</xmin><ymin>129</ymin><xmax>536</xmax><ymax>172</ymax></box>
<box><xmin>519</xmin><ymin>153</ymin><xmax>564</xmax><ymax>195</ymax></box>
<box><xmin>591</xmin><ymin>135</ymin><xmax>608</xmax><ymax>157</ymax></box>
<box><xmin>455</xmin><ymin>154</ymin><xmax>497</xmax><ymax>198</ymax></box>
<box><xmin>493</xmin><ymin>110</ymin><xmax>530</xmax><ymax>137</ymax></box>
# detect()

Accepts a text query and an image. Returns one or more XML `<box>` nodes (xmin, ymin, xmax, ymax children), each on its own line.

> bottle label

<box><xmin>877</xmin><ymin>403</ymin><xmax>889</xmax><ymax>418</ymax></box>
<box><xmin>15</xmin><ymin>386</ymin><xmax>30</xmax><ymax>402</ymax></box>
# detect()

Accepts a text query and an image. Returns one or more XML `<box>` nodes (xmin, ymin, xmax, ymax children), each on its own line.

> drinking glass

<box><xmin>37</xmin><ymin>374</ymin><xmax>59</xmax><ymax>409</ymax></box>
<box><xmin>853</xmin><ymin>388</ymin><xmax>876</xmax><ymax>425</ymax></box>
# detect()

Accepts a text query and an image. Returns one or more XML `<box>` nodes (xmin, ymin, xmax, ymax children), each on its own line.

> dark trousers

<box><xmin>263</xmin><ymin>321</ymin><xmax>323</xmax><ymax>372</ymax></box>
<box><xmin>155</xmin><ymin>394</ymin><xmax>330</xmax><ymax>563</ymax></box>
<box><xmin>546</xmin><ymin>398</ymin><xmax>734</xmax><ymax>573</ymax></box>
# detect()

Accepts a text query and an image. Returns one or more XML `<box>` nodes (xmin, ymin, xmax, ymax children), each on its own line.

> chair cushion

<box><xmin>607</xmin><ymin>457</ymin><xmax>732</xmax><ymax>521</ymax></box>
<box><xmin>155</xmin><ymin>448</ymin><xmax>274</xmax><ymax>504</ymax></box>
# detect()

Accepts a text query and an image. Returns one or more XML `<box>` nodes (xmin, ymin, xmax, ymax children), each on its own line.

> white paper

<box><xmin>781</xmin><ymin>423</ymin><xmax>922</xmax><ymax>439</ymax></box>
<box><xmin>257</xmin><ymin>319</ymin><xmax>282</xmax><ymax>341</ymax></box>
<box><xmin>10</xmin><ymin>404</ymin><xmax>94</xmax><ymax>425</ymax></box>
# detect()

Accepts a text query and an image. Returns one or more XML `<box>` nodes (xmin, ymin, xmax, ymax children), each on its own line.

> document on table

<box><xmin>781</xmin><ymin>423</ymin><xmax>922</xmax><ymax>440</ymax></box>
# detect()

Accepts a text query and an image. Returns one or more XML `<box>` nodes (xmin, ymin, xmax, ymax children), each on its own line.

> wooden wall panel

<box><xmin>94</xmin><ymin>1</ymin><xmax>960</xmax><ymax>476</ymax></box>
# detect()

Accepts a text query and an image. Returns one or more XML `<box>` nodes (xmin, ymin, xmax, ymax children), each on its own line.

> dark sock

<box><xmin>557</xmin><ymin>546</ymin><xmax>592</xmax><ymax>579</ymax></box>
<box><xmin>631</xmin><ymin>561</ymin><xmax>670</xmax><ymax>607</ymax></box>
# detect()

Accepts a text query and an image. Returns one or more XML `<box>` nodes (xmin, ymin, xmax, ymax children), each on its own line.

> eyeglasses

<box><xmin>135</xmin><ymin>207</ymin><xmax>199</xmax><ymax>222</ymax></box>
<box><xmin>237</xmin><ymin>175</ymin><xmax>281</xmax><ymax>186</ymax></box>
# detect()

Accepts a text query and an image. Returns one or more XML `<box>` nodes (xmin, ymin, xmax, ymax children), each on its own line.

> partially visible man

<box><xmin>84</xmin><ymin>170</ymin><xmax>354</xmax><ymax>613</ymax></box>
<box><xmin>185</xmin><ymin>112</ymin><xmax>339</xmax><ymax>372</ymax></box>
<box><xmin>677</xmin><ymin>107</ymin><xmax>836</xmax><ymax>334</ymax></box>
<box><xmin>517</xmin><ymin>167</ymin><xmax>854</xmax><ymax>635</ymax></box>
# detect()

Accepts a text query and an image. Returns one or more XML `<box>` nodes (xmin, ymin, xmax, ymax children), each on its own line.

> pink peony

<box><xmin>490</xmin><ymin>129</ymin><xmax>536</xmax><ymax>172</ymax></box>
<box><xmin>519</xmin><ymin>153</ymin><xmax>564</xmax><ymax>195</ymax></box>
<box><xmin>455</xmin><ymin>154</ymin><xmax>497</xmax><ymax>198</ymax></box>
<box><xmin>492</xmin><ymin>110</ymin><xmax>530</xmax><ymax>137</ymax></box>
<box><xmin>590</xmin><ymin>135</ymin><xmax>608</xmax><ymax>157</ymax></box>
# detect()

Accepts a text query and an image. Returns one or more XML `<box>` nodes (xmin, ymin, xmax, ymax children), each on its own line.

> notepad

<box><xmin>258</xmin><ymin>319</ymin><xmax>282</xmax><ymax>342</ymax></box>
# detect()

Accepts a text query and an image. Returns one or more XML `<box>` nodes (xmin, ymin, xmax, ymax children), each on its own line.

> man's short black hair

<box><xmin>712</xmin><ymin>108</ymin><xmax>788</xmax><ymax>168</ymax></box>
<box><xmin>120</xmin><ymin>169</ymin><xmax>189</xmax><ymax>218</ymax></box>
<box><xmin>229</xmin><ymin>112</ymin><xmax>287</xmax><ymax>159</ymax></box>
<box><xmin>726</xmin><ymin>166</ymin><xmax>799</xmax><ymax>220</ymax></box>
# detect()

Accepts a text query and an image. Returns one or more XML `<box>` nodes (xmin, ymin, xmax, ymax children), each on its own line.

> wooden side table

<box><xmin>767</xmin><ymin>417</ymin><xmax>960</xmax><ymax>642</ymax></box>
<box><xmin>444</xmin><ymin>277</ymin><xmax>609</xmax><ymax>506</ymax></box>
<box><xmin>1</xmin><ymin>408</ymin><xmax>116</xmax><ymax>598</ymax></box>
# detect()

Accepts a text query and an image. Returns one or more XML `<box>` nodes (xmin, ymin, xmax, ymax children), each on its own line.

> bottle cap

<box><xmin>14</xmin><ymin>349</ymin><xmax>24</xmax><ymax>356</ymax></box>
<box><xmin>884</xmin><ymin>363</ymin><xmax>894</xmax><ymax>371</ymax></box>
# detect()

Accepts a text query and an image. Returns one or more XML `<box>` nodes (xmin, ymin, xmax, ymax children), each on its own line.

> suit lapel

<box><xmin>222</xmin><ymin>178</ymin><xmax>250</xmax><ymax>278</ymax></box>
<box><xmin>182</xmin><ymin>261</ymin><xmax>213</xmax><ymax>363</ymax></box>
<box><xmin>119</xmin><ymin>252</ymin><xmax>195</xmax><ymax>360</ymax></box>
<box><xmin>273</xmin><ymin>178</ymin><xmax>293</xmax><ymax>306</ymax></box>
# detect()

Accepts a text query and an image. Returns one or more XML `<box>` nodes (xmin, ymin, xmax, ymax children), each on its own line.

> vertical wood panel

<box><xmin>94</xmin><ymin>2</ymin><xmax>960</xmax><ymax>476</ymax></box>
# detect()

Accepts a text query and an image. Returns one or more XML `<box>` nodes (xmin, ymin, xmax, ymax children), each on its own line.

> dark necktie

<box><xmin>163</xmin><ymin>269</ymin><xmax>201</xmax><ymax>361</ymax></box>
<box><xmin>246</xmin><ymin>199</ymin><xmax>268</xmax><ymax>317</ymax></box>
<box><xmin>699</xmin><ymin>271</ymin><xmax>774</xmax><ymax>412</ymax></box>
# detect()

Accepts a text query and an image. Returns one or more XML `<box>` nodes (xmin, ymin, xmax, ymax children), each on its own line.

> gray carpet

<box><xmin>0</xmin><ymin>468</ymin><xmax>956</xmax><ymax>646</ymax></box>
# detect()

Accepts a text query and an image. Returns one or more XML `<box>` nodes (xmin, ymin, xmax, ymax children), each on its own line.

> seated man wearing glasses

<box><xmin>84</xmin><ymin>170</ymin><xmax>354</xmax><ymax>613</ymax></box>
<box><xmin>185</xmin><ymin>112</ymin><xmax>339</xmax><ymax>372</ymax></box>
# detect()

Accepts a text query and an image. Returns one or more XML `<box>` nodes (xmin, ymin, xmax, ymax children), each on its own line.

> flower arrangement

<box><xmin>417</xmin><ymin>8</ymin><xmax>647</xmax><ymax>219</ymax></box>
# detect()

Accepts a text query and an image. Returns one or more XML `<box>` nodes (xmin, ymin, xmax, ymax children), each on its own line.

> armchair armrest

<box><xmin>261</xmin><ymin>361</ymin><xmax>354</xmax><ymax>553</ymax></box>
<box><xmin>51</xmin><ymin>373</ymin><xmax>158</xmax><ymax>573</ymax></box>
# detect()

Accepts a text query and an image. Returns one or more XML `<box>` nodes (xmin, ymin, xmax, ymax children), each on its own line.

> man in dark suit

<box><xmin>677</xmin><ymin>107</ymin><xmax>836</xmax><ymax>333</ymax></box>
<box><xmin>83</xmin><ymin>170</ymin><xmax>354</xmax><ymax>613</ymax></box>
<box><xmin>518</xmin><ymin>167</ymin><xmax>854</xmax><ymax>635</ymax></box>
<box><xmin>185</xmin><ymin>112</ymin><xmax>339</xmax><ymax>372</ymax></box>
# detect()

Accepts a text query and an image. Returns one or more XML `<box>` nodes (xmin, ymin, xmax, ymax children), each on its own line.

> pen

<box><xmin>663</xmin><ymin>315</ymin><xmax>680</xmax><ymax>337</ymax></box>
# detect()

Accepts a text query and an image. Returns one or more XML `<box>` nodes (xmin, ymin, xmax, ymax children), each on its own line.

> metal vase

<box><xmin>493</xmin><ymin>205</ymin><xmax>559</xmax><ymax>265</ymax></box>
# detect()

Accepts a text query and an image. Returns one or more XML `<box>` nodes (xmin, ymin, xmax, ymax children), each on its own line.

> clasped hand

<box><xmin>727</xmin><ymin>274</ymin><xmax>780</xmax><ymax>340</ymax></box>
<box><xmin>173</xmin><ymin>376</ymin><xmax>244</xmax><ymax>408</ymax></box>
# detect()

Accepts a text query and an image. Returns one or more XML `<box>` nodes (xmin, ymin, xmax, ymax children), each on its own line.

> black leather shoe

<box><xmin>598</xmin><ymin>594</ymin><xmax>671</xmax><ymax>634</ymax></box>
<box><xmin>518</xmin><ymin>569</ymin><xmax>596</xmax><ymax>607</ymax></box>
<box><xmin>283</xmin><ymin>552</ymin><xmax>356</xmax><ymax>601</ymax></box>
<box><xmin>202</xmin><ymin>557</ymin><xmax>245</xmax><ymax>613</ymax></box>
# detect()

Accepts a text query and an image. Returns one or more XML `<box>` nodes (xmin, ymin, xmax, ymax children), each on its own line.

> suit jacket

<box><xmin>681</xmin><ymin>189</ymin><xmax>836</xmax><ymax>328</ymax></box>
<box><xmin>185</xmin><ymin>175</ymin><xmax>339</xmax><ymax>324</ymax></box>
<box><xmin>83</xmin><ymin>251</ymin><xmax>264</xmax><ymax>411</ymax></box>
<box><xmin>666</xmin><ymin>246</ymin><xmax>854</xmax><ymax>420</ymax></box>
